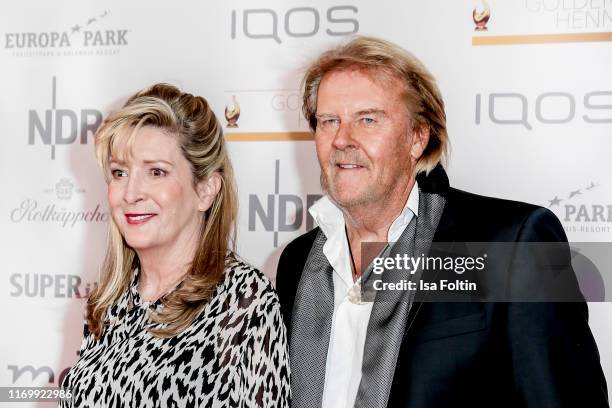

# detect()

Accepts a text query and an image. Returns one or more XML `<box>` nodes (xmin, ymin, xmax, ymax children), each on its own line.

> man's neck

<box><xmin>342</xmin><ymin>176</ymin><xmax>415</xmax><ymax>242</ymax></box>
<box><xmin>342</xmin><ymin>176</ymin><xmax>416</xmax><ymax>278</ymax></box>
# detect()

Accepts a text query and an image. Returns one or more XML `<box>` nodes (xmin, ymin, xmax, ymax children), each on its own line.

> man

<box><xmin>276</xmin><ymin>36</ymin><xmax>608</xmax><ymax>408</ymax></box>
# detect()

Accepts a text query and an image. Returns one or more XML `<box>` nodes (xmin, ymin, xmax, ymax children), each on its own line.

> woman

<box><xmin>61</xmin><ymin>84</ymin><xmax>290</xmax><ymax>407</ymax></box>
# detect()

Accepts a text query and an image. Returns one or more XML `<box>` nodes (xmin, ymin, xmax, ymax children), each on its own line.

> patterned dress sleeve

<box><xmin>239</xmin><ymin>290</ymin><xmax>291</xmax><ymax>408</ymax></box>
<box><xmin>77</xmin><ymin>322</ymin><xmax>96</xmax><ymax>356</ymax></box>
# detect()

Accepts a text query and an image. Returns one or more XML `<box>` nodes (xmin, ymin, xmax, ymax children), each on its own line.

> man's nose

<box><xmin>331</xmin><ymin>121</ymin><xmax>357</xmax><ymax>151</ymax></box>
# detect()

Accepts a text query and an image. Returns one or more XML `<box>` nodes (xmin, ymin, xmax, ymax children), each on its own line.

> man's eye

<box><xmin>318</xmin><ymin>117</ymin><xmax>339</xmax><ymax>127</ymax></box>
<box><xmin>151</xmin><ymin>168</ymin><xmax>167</xmax><ymax>177</ymax></box>
<box><xmin>360</xmin><ymin>117</ymin><xmax>376</xmax><ymax>125</ymax></box>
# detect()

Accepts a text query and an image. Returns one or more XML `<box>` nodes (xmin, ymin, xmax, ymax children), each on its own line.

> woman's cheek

<box><xmin>107</xmin><ymin>186</ymin><xmax>124</xmax><ymax>220</ymax></box>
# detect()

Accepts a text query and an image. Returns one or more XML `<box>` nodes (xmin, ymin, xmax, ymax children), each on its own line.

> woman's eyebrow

<box><xmin>108</xmin><ymin>159</ymin><xmax>174</xmax><ymax>166</ymax></box>
<box><xmin>142</xmin><ymin>159</ymin><xmax>174</xmax><ymax>166</ymax></box>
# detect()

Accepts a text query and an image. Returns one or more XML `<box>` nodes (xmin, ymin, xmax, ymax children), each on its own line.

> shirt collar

<box><xmin>388</xmin><ymin>181</ymin><xmax>419</xmax><ymax>242</ymax></box>
<box><xmin>309</xmin><ymin>181</ymin><xmax>419</xmax><ymax>289</ymax></box>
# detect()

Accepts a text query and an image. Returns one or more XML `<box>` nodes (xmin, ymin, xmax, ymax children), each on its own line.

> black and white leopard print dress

<box><xmin>60</xmin><ymin>255</ymin><xmax>290</xmax><ymax>407</ymax></box>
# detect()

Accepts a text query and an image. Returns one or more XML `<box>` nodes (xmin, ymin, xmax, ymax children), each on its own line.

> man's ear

<box><xmin>196</xmin><ymin>172</ymin><xmax>222</xmax><ymax>213</ymax></box>
<box><xmin>410</xmin><ymin>123</ymin><xmax>430</xmax><ymax>161</ymax></box>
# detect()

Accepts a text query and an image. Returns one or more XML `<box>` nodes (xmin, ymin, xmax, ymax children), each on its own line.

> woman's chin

<box><xmin>123</xmin><ymin>237</ymin><xmax>156</xmax><ymax>251</ymax></box>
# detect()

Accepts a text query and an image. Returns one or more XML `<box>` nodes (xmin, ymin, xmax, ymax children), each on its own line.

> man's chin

<box><xmin>322</xmin><ymin>176</ymin><xmax>371</xmax><ymax>207</ymax></box>
<box><xmin>328</xmin><ymin>188</ymin><xmax>369</xmax><ymax>209</ymax></box>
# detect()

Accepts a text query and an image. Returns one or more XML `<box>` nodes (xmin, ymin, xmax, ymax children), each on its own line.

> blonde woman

<box><xmin>61</xmin><ymin>84</ymin><xmax>290</xmax><ymax>407</ymax></box>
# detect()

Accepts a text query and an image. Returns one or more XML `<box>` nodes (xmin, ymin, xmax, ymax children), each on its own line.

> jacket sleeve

<box><xmin>506</xmin><ymin>207</ymin><xmax>608</xmax><ymax>407</ymax></box>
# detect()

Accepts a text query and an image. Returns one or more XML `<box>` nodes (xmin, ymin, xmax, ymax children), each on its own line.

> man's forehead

<box><xmin>321</xmin><ymin>67</ymin><xmax>405</xmax><ymax>90</ymax></box>
<box><xmin>316</xmin><ymin>69</ymin><xmax>406</xmax><ymax>114</ymax></box>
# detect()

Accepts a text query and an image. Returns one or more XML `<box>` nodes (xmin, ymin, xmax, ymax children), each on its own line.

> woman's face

<box><xmin>107</xmin><ymin>126</ymin><xmax>214</xmax><ymax>253</ymax></box>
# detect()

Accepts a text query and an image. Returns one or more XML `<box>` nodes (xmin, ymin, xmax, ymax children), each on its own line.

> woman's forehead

<box><xmin>110</xmin><ymin>126</ymin><xmax>180</xmax><ymax>163</ymax></box>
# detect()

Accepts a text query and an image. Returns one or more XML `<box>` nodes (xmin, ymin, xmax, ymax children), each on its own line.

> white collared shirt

<box><xmin>309</xmin><ymin>182</ymin><xmax>419</xmax><ymax>408</ymax></box>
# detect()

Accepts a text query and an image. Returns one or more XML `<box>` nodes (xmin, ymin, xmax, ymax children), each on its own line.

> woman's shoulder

<box><xmin>221</xmin><ymin>252</ymin><xmax>279</xmax><ymax>310</ymax></box>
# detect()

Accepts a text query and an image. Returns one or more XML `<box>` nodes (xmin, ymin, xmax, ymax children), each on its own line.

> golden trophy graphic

<box><xmin>224</xmin><ymin>95</ymin><xmax>240</xmax><ymax>128</ymax></box>
<box><xmin>473</xmin><ymin>0</ymin><xmax>491</xmax><ymax>31</ymax></box>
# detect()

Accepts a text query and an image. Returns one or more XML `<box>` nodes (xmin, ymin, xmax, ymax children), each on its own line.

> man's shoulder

<box><xmin>275</xmin><ymin>227</ymin><xmax>321</xmax><ymax>327</ymax></box>
<box><xmin>280</xmin><ymin>227</ymin><xmax>320</xmax><ymax>259</ymax></box>
<box><xmin>276</xmin><ymin>227</ymin><xmax>320</xmax><ymax>280</ymax></box>
<box><xmin>448</xmin><ymin>187</ymin><xmax>538</xmax><ymax>213</ymax></box>
<box><xmin>443</xmin><ymin>187</ymin><xmax>565</xmax><ymax>242</ymax></box>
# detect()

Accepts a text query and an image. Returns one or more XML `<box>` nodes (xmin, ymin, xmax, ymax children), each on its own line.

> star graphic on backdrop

<box><xmin>87</xmin><ymin>17</ymin><xmax>97</xmax><ymax>25</ymax></box>
<box><xmin>71</xmin><ymin>24</ymin><xmax>81</xmax><ymax>33</ymax></box>
<box><xmin>586</xmin><ymin>182</ymin><xmax>598</xmax><ymax>190</ymax></box>
<box><xmin>568</xmin><ymin>190</ymin><xmax>582</xmax><ymax>199</ymax></box>
<box><xmin>548</xmin><ymin>196</ymin><xmax>563</xmax><ymax>207</ymax></box>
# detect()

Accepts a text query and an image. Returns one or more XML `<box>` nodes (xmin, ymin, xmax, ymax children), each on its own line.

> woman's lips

<box><xmin>125</xmin><ymin>213</ymin><xmax>156</xmax><ymax>225</ymax></box>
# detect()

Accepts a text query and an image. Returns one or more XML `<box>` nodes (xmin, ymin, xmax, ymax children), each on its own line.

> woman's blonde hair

<box><xmin>89</xmin><ymin>83</ymin><xmax>237</xmax><ymax>339</ymax></box>
<box><xmin>302</xmin><ymin>35</ymin><xmax>449</xmax><ymax>174</ymax></box>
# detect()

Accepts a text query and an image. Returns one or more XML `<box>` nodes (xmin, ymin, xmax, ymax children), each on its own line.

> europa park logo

<box><xmin>4</xmin><ymin>9</ymin><xmax>130</xmax><ymax>58</ymax></box>
<box><xmin>547</xmin><ymin>181</ymin><xmax>612</xmax><ymax>235</ymax></box>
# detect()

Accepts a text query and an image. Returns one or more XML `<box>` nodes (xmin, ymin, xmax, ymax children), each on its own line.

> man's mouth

<box><xmin>336</xmin><ymin>163</ymin><xmax>365</xmax><ymax>169</ymax></box>
<box><xmin>125</xmin><ymin>213</ymin><xmax>157</xmax><ymax>225</ymax></box>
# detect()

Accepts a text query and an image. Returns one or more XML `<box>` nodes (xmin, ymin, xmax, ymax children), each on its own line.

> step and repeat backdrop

<box><xmin>1</xmin><ymin>0</ymin><xmax>611</xmax><ymax>405</ymax></box>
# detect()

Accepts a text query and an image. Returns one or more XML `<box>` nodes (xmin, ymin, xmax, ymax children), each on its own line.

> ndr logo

<box><xmin>249</xmin><ymin>160</ymin><xmax>321</xmax><ymax>247</ymax></box>
<box><xmin>29</xmin><ymin>76</ymin><xmax>102</xmax><ymax>160</ymax></box>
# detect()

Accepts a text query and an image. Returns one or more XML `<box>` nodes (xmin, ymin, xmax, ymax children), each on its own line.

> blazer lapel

<box><xmin>355</xmin><ymin>186</ymin><xmax>446</xmax><ymax>408</ymax></box>
<box><xmin>290</xmin><ymin>230</ymin><xmax>335</xmax><ymax>408</ymax></box>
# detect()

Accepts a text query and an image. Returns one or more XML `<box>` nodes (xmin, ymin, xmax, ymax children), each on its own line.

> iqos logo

<box><xmin>475</xmin><ymin>91</ymin><xmax>612</xmax><ymax>130</ymax></box>
<box><xmin>231</xmin><ymin>6</ymin><xmax>359</xmax><ymax>44</ymax></box>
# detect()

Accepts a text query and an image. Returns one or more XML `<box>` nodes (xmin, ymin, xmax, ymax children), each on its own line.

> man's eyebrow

<box><xmin>315</xmin><ymin>109</ymin><xmax>387</xmax><ymax>118</ymax></box>
<box><xmin>354</xmin><ymin>108</ymin><xmax>387</xmax><ymax>117</ymax></box>
<box><xmin>315</xmin><ymin>113</ymin><xmax>339</xmax><ymax>119</ymax></box>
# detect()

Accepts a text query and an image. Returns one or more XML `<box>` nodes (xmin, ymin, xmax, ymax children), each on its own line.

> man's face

<box><xmin>314</xmin><ymin>69</ymin><xmax>417</xmax><ymax>210</ymax></box>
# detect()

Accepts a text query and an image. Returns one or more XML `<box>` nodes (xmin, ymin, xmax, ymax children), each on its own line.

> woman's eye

<box><xmin>111</xmin><ymin>169</ymin><xmax>127</xmax><ymax>178</ymax></box>
<box><xmin>151</xmin><ymin>168</ymin><xmax>167</xmax><ymax>177</ymax></box>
